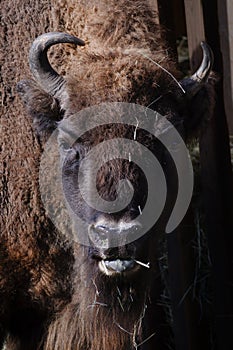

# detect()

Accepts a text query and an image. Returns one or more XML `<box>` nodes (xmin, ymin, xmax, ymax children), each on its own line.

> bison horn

<box><xmin>29</xmin><ymin>32</ymin><xmax>85</xmax><ymax>96</ymax></box>
<box><xmin>181</xmin><ymin>41</ymin><xmax>214</xmax><ymax>96</ymax></box>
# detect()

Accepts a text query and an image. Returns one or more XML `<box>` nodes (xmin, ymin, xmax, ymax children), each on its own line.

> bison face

<box><xmin>17</xmin><ymin>32</ymin><xmax>215</xmax><ymax>280</ymax></box>
<box><xmin>58</xmin><ymin>121</ymin><xmax>165</xmax><ymax>278</ymax></box>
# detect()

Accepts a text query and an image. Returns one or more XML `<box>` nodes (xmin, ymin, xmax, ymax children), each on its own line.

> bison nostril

<box><xmin>88</xmin><ymin>224</ymin><xmax>110</xmax><ymax>250</ymax></box>
<box><xmin>88</xmin><ymin>221</ymin><xmax>142</xmax><ymax>250</ymax></box>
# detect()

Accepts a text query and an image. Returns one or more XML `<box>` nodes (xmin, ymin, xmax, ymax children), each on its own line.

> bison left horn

<box><xmin>29</xmin><ymin>32</ymin><xmax>85</xmax><ymax>96</ymax></box>
<box><xmin>181</xmin><ymin>41</ymin><xmax>214</xmax><ymax>96</ymax></box>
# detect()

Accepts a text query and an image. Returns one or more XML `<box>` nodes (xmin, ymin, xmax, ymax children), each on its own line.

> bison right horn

<box><xmin>29</xmin><ymin>32</ymin><xmax>85</xmax><ymax>97</ymax></box>
<box><xmin>181</xmin><ymin>41</ymin><xmax>214</xmax><ymax>96</ymax></box>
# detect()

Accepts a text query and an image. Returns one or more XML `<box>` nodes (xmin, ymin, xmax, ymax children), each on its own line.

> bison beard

<box><xmin>45</xmin><ymin>246</ymin><xmax>152</xmax><ymax>350</ymax></box>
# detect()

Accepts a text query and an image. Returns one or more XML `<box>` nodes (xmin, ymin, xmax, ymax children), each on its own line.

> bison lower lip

<box><xmin>98</xmin><ymin>259</ymin><xmax>137</xmax><ymax>276</ymax></box>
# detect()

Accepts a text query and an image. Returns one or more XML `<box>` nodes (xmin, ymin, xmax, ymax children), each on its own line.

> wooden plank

<box><xmin>156</xmin><ymin>0</ymin><xmax>179</xmax><ymax>58</ymax></box>
<box><xmin>156</xmin><ymin>0</ymin><xmax>187</xmax><ymax>60</ymax></box>
<box><xmin>200</xmin><ymin>1</ymin><xmax>233</xmax><ymax>349</ymax></box>
<box><xmin>199</xmin><ymin>110</ymin><xmax>233</xmax><ymax>350</ymax></box>
<box><xmin>217</xmin><ymin>0</ymin><xmax>233</xmax><ymax>133</ymax></box>
<box><xmin>184</xmin><ymin>0</ymin><xmax>233</xmax><ymax>133</ymax></box>
<box><xmin>166</xmin><ymin>210</ymin><xmax>210</xmax><ymax>350</ymax></box>
<box><xmin>183</xmin><ymin>0</ymin><xmax>205</xmax><ymax>71</ymax></box>
<box><xmin>185</xmin><ymin>0</ymin><xmax>233</xmax><ymax>349</ymax></box>
<box><xmin>155</xmin><ymin>2</ymin><xmax>210</xmax><ymax>350</ymax></box>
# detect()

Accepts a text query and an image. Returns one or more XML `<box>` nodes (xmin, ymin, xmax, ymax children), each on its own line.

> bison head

<box><xmin>17</xmin><ymin>32</ymin><xmax>214</xmax><ymax>349</ymax></box>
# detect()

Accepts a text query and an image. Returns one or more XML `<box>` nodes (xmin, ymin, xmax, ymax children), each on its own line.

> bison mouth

<box><xmin>98</xmin><ymin>258</ymin><xmax>139</xmax><ymax>276</ymax></box>
<box><xmin>98</xmin><ymin>258</ymin><xmax>151</xmax><ymax>276</ymax></box>
<box><xmin>88</xmin><ymin>220</ymin><xmax>150</xmax><ymax>276</ymax></box>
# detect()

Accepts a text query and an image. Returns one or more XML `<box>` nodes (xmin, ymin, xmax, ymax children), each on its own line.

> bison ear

<box><xmin>16</xmin><ymin>79</ymin><xmax>63</xmax><ymax>142</ymax></box>
<box><xmin>182</xmin><ymin>77</ymin><xmax>216</xmax><ymax>137</ymax></box>
<box><xmin>179</xmin><ymin>42</ymin><xmax>216</xmax><ymax>138</ymax></box>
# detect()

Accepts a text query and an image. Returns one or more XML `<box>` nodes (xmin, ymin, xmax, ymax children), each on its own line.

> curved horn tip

<box><xmin>193</xmin><ymin>41</ymin><xmax>214</xmax><ymax>82</ymax></box>
<box><xmin>31</xmin><ymin>32</ymin><xmax>85</xmax><ymax>49</ymax></box>
<box><xmin>200</xmin><ymin>41</ymin><xmax>214</xmax><ymax>66</ymax></box>
<box><xmin>180</xmin><ymin>41</ymin><xmax>214</xmax><ymax>95</ymax></box>
<box><xmin>29</xmin><ymin>32</ymin><xmax>85</xmax><ymax>96</ymax></box>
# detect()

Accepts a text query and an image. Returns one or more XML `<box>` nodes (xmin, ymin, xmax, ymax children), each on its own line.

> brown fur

<box><xmin>1</xmin><ymin>1</ymin><xmax>216</xmax><ymax>349</ymax></box>
<box><xmin>44</xmin><ymin>245</ymin><xmax>153</xmax><ymax>350</ymax></box>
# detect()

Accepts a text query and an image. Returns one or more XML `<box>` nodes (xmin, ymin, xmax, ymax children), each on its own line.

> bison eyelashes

<box><xmin>59</xmin><ymin>138</ymin><xmax>82</xmax><ymax>164</ymax></box>
<box><xmin>59</xmin><ymin>140</ymin><xmax>73</xmax><ymax>152</ymax></box>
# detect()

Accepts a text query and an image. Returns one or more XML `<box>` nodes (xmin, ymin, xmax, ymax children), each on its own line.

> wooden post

<box><xmin>183</xmin><ymin>0</ymin><xmax>205</xmax><ymax>70</ymax></box>
<box><xmin>184</xmin><ymin>0</ymin><xmax>233</xmax><ymax>349</ymax></box>
<box><xmin>201</xmin><ymin>1</ymin><xmax>233</xmax><ymax>349</ymax></box>
<box><xmin>156</xmin><ymin>1</ymin><xmax>211</xmax><ymax>349</ymax></box>
<box><xmin>166</xmin><ymin>211</ymin><xmax>211</xmax><ymax>350</ymax></box>
<box><xmin>217</xmin><ymin>0</ymin><xmax>233</xmax><ymax>133</ymax></box>
<box><xmin>156</xmin><ymin>0</ymin><xmax>186</xmax><ymax>59</ymax></box>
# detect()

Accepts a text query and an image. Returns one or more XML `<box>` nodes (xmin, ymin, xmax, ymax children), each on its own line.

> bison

<box><xmin>1</xmin><ymin>1</ymin><xmax>215</xmax><ymax>349</ymax></box>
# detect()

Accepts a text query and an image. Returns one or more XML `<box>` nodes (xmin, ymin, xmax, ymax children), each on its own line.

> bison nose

<box><xmin>88</xmin><ymin>221</ymin><xmax>142</xmax><ymax>250</ymax></box>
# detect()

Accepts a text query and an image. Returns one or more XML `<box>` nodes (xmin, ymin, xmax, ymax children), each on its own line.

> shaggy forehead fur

<box><xmin>50</xmin><ymin>0</ymin><xmax>180</xmax><ymax>112</ymax></box>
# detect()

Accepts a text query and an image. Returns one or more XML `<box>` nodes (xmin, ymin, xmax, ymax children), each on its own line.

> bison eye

<box><xmin>59</xmin><ymin>140</ymin><xmax>74</xmax><ymax>153</ymax></box>
<box><xmin>59</xmin><ymin>138</ymin><xmax>82</xmax><ymax>164</ymax></box>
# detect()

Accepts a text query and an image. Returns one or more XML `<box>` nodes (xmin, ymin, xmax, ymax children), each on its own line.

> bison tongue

<box><xmin>104</xmin><ymin>259</ymin><xmax>135</xmax><ymax>273</ymax></box>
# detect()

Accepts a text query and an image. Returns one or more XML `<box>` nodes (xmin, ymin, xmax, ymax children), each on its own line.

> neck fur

<box><xmin>45</xmin><ymin>253</ymin><xmax>151</xmax><ymax>350</ymax></box>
